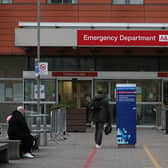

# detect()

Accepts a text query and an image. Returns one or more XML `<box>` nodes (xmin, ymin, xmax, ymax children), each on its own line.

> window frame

<box><xmin>0</xmin><ymin>0</ymin><xmax>12</xmax><ymax>4</ymax></box>
<box><xmin>48</xmin><ymin>0</ymin><xmax>77</xmax><ymax>4</ymax></box>
<box><xmin>112</xmin><ymin>0</ymin><xmax>144</xmax><ymax>5</ymax></box>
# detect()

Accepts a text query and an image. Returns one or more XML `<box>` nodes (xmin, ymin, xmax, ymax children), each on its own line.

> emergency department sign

<box><xmin>116</xmin><ymin>84</ymin><xmax>136</xmax><ymax>146</ymax></box>
<box><xmin>77</xmin><ymin>30</ymin><xmax>168</xmax><ymax>47</ymax></box>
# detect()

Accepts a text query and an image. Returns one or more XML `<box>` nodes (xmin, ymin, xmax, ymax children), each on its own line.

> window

<box><xmin>48</xmin><ymin>0</ymin><xmax>77</xmax><ymax>4</ymax></box>
<box><xmin>0</xmin><ymin>80</ymin><xmax>23</xmax><ymax>102</ymax></box>
<box><xmin>0</xmin><ymin>0</ymin><xmax>12</xmax><ymax>4</ymax></box>
<box><xmin>24</xmin><ymin>79</ymin><xmax>56</xmax><ymax>102</ymax></box>
<box><xmin>113</xmin><ymin>0</ymin><xmax>143</xmax><ymax>5</ymax></box>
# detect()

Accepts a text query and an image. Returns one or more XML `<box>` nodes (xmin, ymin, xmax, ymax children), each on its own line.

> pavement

<box><xmin>1</xmin><ymin>127</ymin><xmax>168</xmax><ymax>168</ymax></box>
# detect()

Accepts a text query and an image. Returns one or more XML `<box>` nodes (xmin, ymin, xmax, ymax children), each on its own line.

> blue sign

<box><xmin>116</xmin><ymin>84</ymin><xmax>136</xmax><ymax>145</ymax></box>
<box><xmin>35</xmin><ymin>61</ymin><xmax>39</xmax><ymax>77</ymax></box>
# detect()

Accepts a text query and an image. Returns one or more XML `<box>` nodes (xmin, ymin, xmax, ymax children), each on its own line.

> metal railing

<box><xmin>50</xmin><ymin>108</ymin><xmax>67</xmax><ymax>143</ymax></box>
<box><xmin>25</xmin><ymin>111</ymin><xmax>50</xmax><ymax>146</ymax></box>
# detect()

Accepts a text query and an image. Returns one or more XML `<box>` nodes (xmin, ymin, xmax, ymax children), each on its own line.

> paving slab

<box><xmin>0</xmin><ymin>128</ymin><xmax>168</xmax><ymax>168</ymax></box>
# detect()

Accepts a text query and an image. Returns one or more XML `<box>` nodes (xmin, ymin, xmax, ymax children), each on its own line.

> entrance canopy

<box><xmin>15</xmin><ymin>22</ymin><xmax>168</xmax><ymax>47</ymax></box>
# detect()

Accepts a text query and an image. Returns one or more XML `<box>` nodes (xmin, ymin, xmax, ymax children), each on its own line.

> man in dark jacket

<box><xmin>87</xmin><ymin>90</ymin><xmax>112</xmax><ymax>148</ymax></box>
<box><xmin>7</xmin><ymin>106</ymin><xmax>34</xmax><ymax>158</ymax></box>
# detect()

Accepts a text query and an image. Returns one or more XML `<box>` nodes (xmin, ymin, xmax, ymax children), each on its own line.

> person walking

<box><xmin>87</xmin><ymin>90</ymin><xmax>112</xmax><ymax>149</ymax></box>
<box><xmin>7</xmin><ymin>106</ymin><xmax>35</xmax><ymax>158</ymax></box>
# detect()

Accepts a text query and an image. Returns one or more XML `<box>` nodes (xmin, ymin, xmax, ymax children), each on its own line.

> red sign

<box><xmin>77</xmin><ymin>30</ymin><xmax>168</xmax><ymax>46</ymax></box>
<box><xmin>158</xmin><ymin>72</ymin><xmax>168</xmax><ymax>77</ymax></box>
<box><xmin>52</xmin><ymin>71</ymin><xmax>97</xmax><ymax>77</ymax></box>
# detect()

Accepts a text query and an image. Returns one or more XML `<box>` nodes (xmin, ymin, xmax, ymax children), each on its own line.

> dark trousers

<box><xmin>95</xmin><ymin>122</ymin><xmax>104</xmax><ymax>146</ymax></box>
<box><xmin>21</xmin><ymin>135</ymin><xmax>34</xmax><ymax>154</ymax></box>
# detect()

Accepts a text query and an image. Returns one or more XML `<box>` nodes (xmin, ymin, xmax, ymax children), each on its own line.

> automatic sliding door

<box><xmin>163</xmin><ymin>81</ymin><xmax>168</xmax><ymax>105</ymax></box>
<box><xmin>58</xmin><ymin>80</ymin><xmax>91</xmax><ymax>108</ymax></box>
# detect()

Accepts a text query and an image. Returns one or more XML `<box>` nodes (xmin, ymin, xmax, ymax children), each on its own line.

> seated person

<box><xmin>7</xmin><ymin>106</ymin><xmax>35</xmax><ymax>158</ymax></box>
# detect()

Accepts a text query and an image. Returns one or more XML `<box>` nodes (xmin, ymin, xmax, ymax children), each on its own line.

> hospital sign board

<box><xmin>77</xmin><ymin>30</ymin><xmax>168</xmax><ymax>47</ymax></box>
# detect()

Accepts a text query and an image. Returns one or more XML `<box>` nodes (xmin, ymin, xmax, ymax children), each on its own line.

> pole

<box><xmin>36</xmin><ymin>0</ymin><xmax>41</xmax><ymax>135</ymax></box>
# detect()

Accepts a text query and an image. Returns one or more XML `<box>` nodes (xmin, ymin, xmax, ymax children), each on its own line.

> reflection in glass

<box><xmin>0</xmin><ymin>103</ymin><xmax>21</xmax><ymax>123</ymax></box>
<box><xmin>95</xmin><ymin>79</ymin><xmax>161</xmax><ymax>125</ymax></box>
<box><xmin>0</xmin><ymin>80</ymin><xmax>22</xmax><ymax>102</ymax></box>
<box><xmin>136</xmin><ymin>104</ymin><xmax>159</xmax><ymax>125</ymax></box>
<box><xmin>24</xmin><ymin>104</ymin><xmax>52</xmax><ymax>127</ymax></box>
<box><xmin>24</xmin><ymin>79</ymin><xmax>56</xmax><ymax>101</ymax></box>
<box><xmin>49</xmin><ymin>0</ymin><xmax>77</xmax><ymax>4</ymax></box>
<box><xmin>95</xmin><ymin>81</ymin><xmax>109</xmax><ymax>97</ymax></box>
<box><xmin>163</xmin><ymin>81</ymin><xmax>168</xmax><ymax>105</ymax></box>
<box><xmin>58</xmin><ymin>80</ymin><xmax>91</xmax><ymax>108</ymax></box>
<box><xmin>113</xmin><ymin>0</ymin><xmax>143</xmax><ymax>4</ymax></box>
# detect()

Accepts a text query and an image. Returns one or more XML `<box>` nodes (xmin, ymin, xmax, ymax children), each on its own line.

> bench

<box><xmin>0</xmin><ymin>143</ymin><xmax>8</xmax><ymax>163</ymax></box>
<box><xmin>0</xmin><ymin>139</ymin><xmax>21</xmax><ymax>160</ymax></box>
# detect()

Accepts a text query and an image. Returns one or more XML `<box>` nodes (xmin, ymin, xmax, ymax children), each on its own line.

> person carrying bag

<box><xmin>87</xmin><ymin>90</ymin><xmax>112</xmax><ymax>149</ymax></box>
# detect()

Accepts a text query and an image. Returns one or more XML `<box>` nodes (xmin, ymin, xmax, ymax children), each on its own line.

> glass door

<box><xmin>95</xmin><ymin>79</ymin><xmax>161</xmax><ymax>125</ymax></box>
<box><xmin>160</xmin><ymin>80</ymin><xmax>168</xmax><ymax>128</ymax></box>
<box><xmin>163</xmin><ymin>80</ymin><xmax>168</xmax><ymax>106</ymax></box>
<box><xmin>58</xmin><ymin>80</ymin><xmax>92</xmax><ymax>108</ymax></box>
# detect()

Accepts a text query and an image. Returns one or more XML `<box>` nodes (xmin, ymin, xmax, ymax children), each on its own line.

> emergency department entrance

<box><xmin>23</xmin><ymin>71</ymin><xmax>163</xmax><ymax>126</ymax></box>
<box><xmin>15</xmin><ymin>22</ymin><xmax>168</xmax><ymax>130</ymax></box>
<box><xmin>58</xmin><ymin>80</ymin><xmax>92</xmax><ymax>109</ymax></box>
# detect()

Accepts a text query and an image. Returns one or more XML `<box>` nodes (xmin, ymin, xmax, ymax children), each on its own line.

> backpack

<box><xmin>89</xmin><ymin>98</ymin><xmax>102</xmax><ymax>113</ymax></box>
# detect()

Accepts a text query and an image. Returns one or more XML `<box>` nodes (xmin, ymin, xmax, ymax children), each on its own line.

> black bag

<box><xmin>104</xmin><ymin>123</ymin><xmax>112</xmax><ymax>135</ymax></box>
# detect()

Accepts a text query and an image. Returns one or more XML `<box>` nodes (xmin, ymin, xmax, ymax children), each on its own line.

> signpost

<box><xmin>116</xmin><ymin>83</ymin><xmax>136</xmax><ymax>147</ymax></box>
<box><xmin>35</xmin><ymin>2</ymin><xmax>48</xmax><ymax>145</ymax></box>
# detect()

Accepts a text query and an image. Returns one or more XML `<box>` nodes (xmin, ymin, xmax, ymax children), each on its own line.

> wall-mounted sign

<box><xmin>77</xmin><ymin>30</ymin><xmax>168</xmax><ymax>47</ymax></box>
<box><xmin>158</xmin><ymin>72</ymin><xmax>168</xmax><ymax>77</ymax></box>
<box><xmin>34</xmin><ymin>85</ymin><xmax>45</xmax><ymax>99</ymax></box>
<box><xmin>39</xmin><ymin>62</ymin><xmax>48</xmax><ymax>75</ymax></box>
<box><xmin>52</xmin><ymin>71</ymin><xmax>97</xmax><ymax>77</ymax></box>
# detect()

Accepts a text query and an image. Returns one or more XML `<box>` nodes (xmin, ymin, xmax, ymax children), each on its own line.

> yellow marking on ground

<box><xmin>143</xmin><ymin>145</ymin><xmax>162</xmax><ymax>168</ymax></box>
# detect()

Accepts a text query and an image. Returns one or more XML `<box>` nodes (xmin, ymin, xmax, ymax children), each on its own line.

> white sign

<box><xmin>39</xmin><ymin>62</ymin><xmax>48</xmax><ymax>75</ymax></box>
<box><xmin>34</xmin><ymin>85</ymin><xmax>45</xmax><ymax>99</ymax></box>
<box><xmin>159</xmin><ymin>35</ymin><xmax>168</xmax><ymax>42</ymax></box>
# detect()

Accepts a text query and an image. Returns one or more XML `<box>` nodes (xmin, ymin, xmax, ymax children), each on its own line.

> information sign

<box><xmin>116</xmin><ymin>84</ymin><xmax>136</xmax><ymax>146</ymax></box>
<box><xmin>34</xmin><ymin>85</ymin><xmax>45</xmax><ymax>99</ymax></box>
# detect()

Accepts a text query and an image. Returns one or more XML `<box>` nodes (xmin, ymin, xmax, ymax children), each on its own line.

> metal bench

<box><xmin>0</xmin><ymin>143</ymin><xmax>8</xmax><ymax>163</ymax></box>
<box><xmin>0</xmin><ymin>139</ymin><xmax>21</xmax><ymax>160</ymax></box>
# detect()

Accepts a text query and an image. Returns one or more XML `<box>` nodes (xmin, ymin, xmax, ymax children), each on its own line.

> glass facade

<box><xmin>28</xmin><ymin>56</ymin><xmax>168</xmax><ymax>72</ymax></box>
<box><xmin>24</xmin><ymin>104</ymin><xmax>53</xmax><ymax>126</ymax></box>
<box><xmin>0</xmin><ymin>0</ymin><xmax>12</xmax><ymax>4</ymax></box>
<box><xmin>0</xmin><ymin>79</ymin><xmax>23</xmax><ymax>122</ymax></box>
<box><xmin>23</xmin><ymin>78</ymin><xmax>162</xmax><ymax>125</ymax></box>
<box><xmin>113</xmin><ymin>0</ymin><xmax>144</xmax><ymax>4</ymax></box>
<box><xmin>24</xmin><ymin>79</ymin><xmax>56</xmax><ymax>102</ymax></box>
<box><xmin>0</xmin><ymin>76</ymin><xmax>163</xmax><ymax>126</ymax></box>
<box><xmin>23</xmin><ymin>79</ymin><xmax>56</xmax><ymax>126</ymax></box>
<box><xmin>95</xmin><ymin>79</ymin><xmax>161</xmax><ymax>125</ymax></box>
<box><xmin>48</xmin><ymin>0</ymin><xmax>77</xmax><ymax>4</ymax></box>
<box><xmin>0</xmin><ymin>55</ymin><xmax>166</xmax><ymax>126</ymax></box>
<box><xmin>58</xmin><ymin>80</ymin><xmax>92</xmax><ymax>108</ymax></box>
<box><xmin>0</xmin><ymin>80</ymin><xmax>23</xmax><ymax>102</ymax></box>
